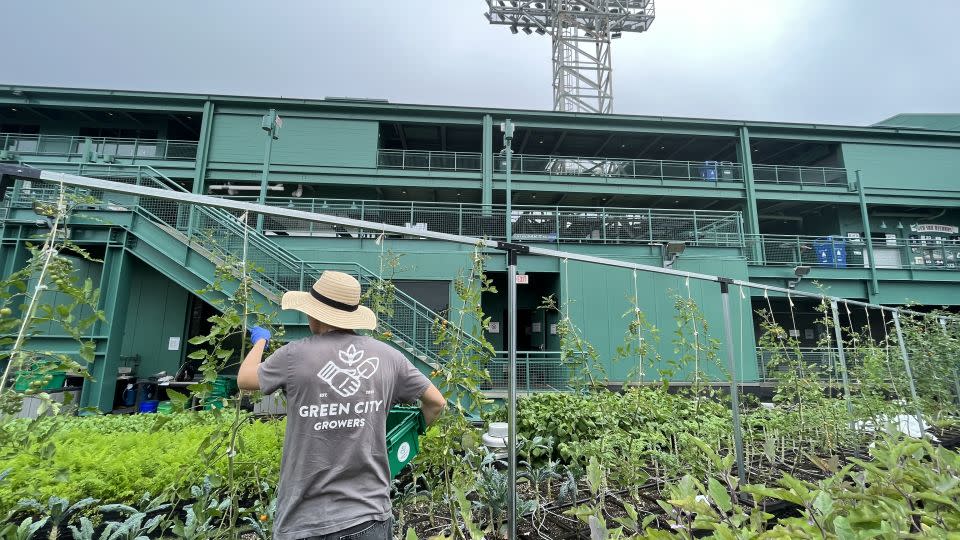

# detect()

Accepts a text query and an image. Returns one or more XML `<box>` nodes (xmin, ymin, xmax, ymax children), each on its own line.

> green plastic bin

<box><xmin>156</xmin><ymin>400</ymin><xmax>173</xmax><ymax>414</ymax></box>
<box><xmin>13</xmin><ymin>370</ymin><xmax>66</xmax><ymax>392</ymax></box>
<box><xmin>386</xmin><ymin>406</ymin><xmax>426</xmax><ymax>479</ymax></box>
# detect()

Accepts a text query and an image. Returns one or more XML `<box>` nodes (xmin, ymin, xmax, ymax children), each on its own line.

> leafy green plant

<box><xmin>418</xmin><ymin>247</ymin><xmax>496</xmax><ymax>539</ymax></box>
<box><xmin>0</xmin><ymin>185</ymin><xmax>105</xmax><ymax>436</ymax></box>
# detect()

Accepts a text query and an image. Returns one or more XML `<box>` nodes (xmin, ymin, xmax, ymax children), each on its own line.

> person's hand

<box><xmin>249</xmin><ymin>326</ymin><xmax>271</xmax><ymax>346</ymax></box>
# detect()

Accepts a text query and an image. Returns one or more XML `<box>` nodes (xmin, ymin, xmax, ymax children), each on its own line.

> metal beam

<box><xmin>635</xmin><ymin>135</ymin><xmax>662</xmax><ymax>158</ymax></box>
<box><xmin>518</xmin><ymin>129</ymin><xmax>531</xmax><ymax>154</ymax></box>
<box><xmin>593</xmin><ymin>133</ymin><xmax>616</xmax><ymax>156</ymax></box>
<box><xmin>121</xmin><ymin>111</ymin><xmax>143</xmax><ymax>126</ymax></box>
<box><xmin>72</xmin><ymin>110</ymin><xmax>97</xmax><ymax>123</ymax></box>
<box><xmin>395</xmin><ymin>123</ymin><xmax>407</xmax><ymax>150</ymax></box>
<box><xmin>23</xmin><ymin>106</ymin><xmax>55</xmax><ymax>122</ymax></box>
<box><xmin>709</xmin><ymin>141</ymin><xmax>736</xmax><ymax>161</ymax></box>
<box><xmin>759</xmin><ymin>141</ymin><xmax>806</xmax><ymax>163</ymax></box>
<box><xmin>549</xmin><ymin>131</ymin><xmax>567</xmax><ymax>155</ymax></box>
<box><xmin>168</xmin><ymin>114</ymin><xmax>199</xmax><ymax>137</ymax></box>
<box><xmin>664</xmin><ymin>137</ymin><xmax>696</xmax><ymax>160</ymax></box>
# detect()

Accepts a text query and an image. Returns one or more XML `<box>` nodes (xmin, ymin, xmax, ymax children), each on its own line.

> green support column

<box><xmin>257</xmin><ymin>109</ymin><xmax>280</xmax><ymax>232</ymax></box>
<box><xmin>81</xmin><ymin>243</ymin><xmax>132</xmax><ymax>412</ymax></box>
<box><xmin>737</xmin><ymin>127</ymin><xmax>762</xmax><ymax>263</ymax></box>
<box><xmin>482</xmin><ymin>114</ymin><xmax>493</xmax><ymax>215</ymax></box>
<box><xmin>855</xmin><ymin>171</ymin><xmax>880</xmax><ymax>296</ymax></box>
<box><xmin>186</xmin><ymin>101</ymin><xmax>215</xmax><ymax>239</ymax></box>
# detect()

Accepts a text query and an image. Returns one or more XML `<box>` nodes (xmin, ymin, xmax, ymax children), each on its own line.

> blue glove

<box><xmin>249</xmin><ymin>326</ymin><xmax>271</xmax><ymax>346</ymax></box>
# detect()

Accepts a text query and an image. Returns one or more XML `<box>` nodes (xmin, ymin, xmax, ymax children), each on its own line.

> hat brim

<box><xmin>280</xmin><ymin>291</ymin><xmax>377</xmax><ymax>330</ymax></box>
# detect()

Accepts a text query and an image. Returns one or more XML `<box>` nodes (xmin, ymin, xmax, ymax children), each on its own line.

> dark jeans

<box><xmin>303</xmin><ymin>518</ymin><xmax>393</xmax><ymax>540</ymax></box>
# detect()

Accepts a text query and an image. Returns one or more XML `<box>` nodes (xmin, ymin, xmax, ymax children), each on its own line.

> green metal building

<box><xmin>2</xmin><ymin>85</ymin><xmax>959</xmax><ymax>412</ymax></box>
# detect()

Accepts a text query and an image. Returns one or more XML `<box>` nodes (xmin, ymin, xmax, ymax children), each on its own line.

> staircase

<box><xmin>16</xmin><ymin>163</ymin><xmax>482</xmax><ymax>377</ymax></box>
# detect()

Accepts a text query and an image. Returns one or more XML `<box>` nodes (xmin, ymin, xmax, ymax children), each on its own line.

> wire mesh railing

<box><xmin>245</xmin><ymin>197</ymin><xmax>744</xmax><ymax>248</ymax></box>
<box><xmin>499</xmin><ymin>154</ymin><xmax>744</xmax><ymax>182</ymax></box>
<box><xmin>489</xmin><ymin>351</ymin><xmax>572</xmax><ymax>391</ymax></box>
<box><xmin>745</xmin><ymin>234</ymin><xmax>960</xmax><ymax>270</ymax></box>
<box><xmin>1</xmin><ymin>133</ymin><xmax>198</xmax><ymax>161</ymax></box>
<box><xmin>752</xmin><ymin>164</ymin><xmax>848</xmax><ymax>186</ymax></box>
<box><xmin>376</xmin><ymin>149</ymin><xmax>482</xmax><ymax>172</ymax></box>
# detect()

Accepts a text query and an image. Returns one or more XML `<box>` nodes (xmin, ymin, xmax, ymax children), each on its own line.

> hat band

<box><xmin>310</xmin><ymin>287</ymin><xmax>359</xmax><ymax>312</ymax></box>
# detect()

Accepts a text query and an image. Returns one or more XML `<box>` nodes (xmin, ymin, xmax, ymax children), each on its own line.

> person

<box><xmin>237</xmin><ymin>270</ymin><xmax>446</xmax><ymax>540</ymax></box>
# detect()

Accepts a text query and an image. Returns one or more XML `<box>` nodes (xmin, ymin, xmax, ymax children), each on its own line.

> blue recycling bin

<box><xmin>700</xmin><ymin>161</ymin><xmax>718</xmax><ymax>182</ymax></box>
<box><xmin>814</xmin><ymin>237</ymin><xmax>847</xmax><ymax>268</ymax></box>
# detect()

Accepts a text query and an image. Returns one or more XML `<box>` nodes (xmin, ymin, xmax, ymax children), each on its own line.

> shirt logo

<box><xmin>318</xmin><ymin>343</ymin><xmax>380</xmax><ymax>397</ymax></box>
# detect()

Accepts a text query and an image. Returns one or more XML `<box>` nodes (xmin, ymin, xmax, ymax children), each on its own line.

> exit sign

<box><xmin>515</xmin><ymin>274</ymin><xmax>529</xmax><ymax>284</ymax></box>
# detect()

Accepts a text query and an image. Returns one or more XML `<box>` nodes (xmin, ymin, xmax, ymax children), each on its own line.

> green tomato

<box><xmin>0</xmin><ymin>307</ymin><xmax>12</xmax><ymax>317</ymax></box>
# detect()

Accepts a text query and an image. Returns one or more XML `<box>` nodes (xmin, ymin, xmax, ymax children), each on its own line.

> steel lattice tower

<box><xmin>485</xmin><ymin>1</ymin><xmax>656</xmax><ymax>114</ymax></box>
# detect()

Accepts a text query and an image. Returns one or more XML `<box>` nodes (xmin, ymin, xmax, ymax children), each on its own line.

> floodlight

<box><xmin>662</xmin><ymin>241</ymin><xmax>686</xmax><ymax>268</ymax></box>
<box><xmin>485</xmin><ymin>0</ymin><xmax>657</xmax><ymax>115</ymax></box>
<box><xmin>788</xmin><ymin>265</ymin><xmax>811</xmax><ymax>288</ymax></box>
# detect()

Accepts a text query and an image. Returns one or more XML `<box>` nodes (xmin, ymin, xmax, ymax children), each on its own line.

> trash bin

<box><xmin>386</xmin><ymin>406</ymin><xmax>426</xmax><ymax>479</ymax></box>
<box><xmin>814</xmin><ymin>236</ymin><xmax>847</xmax><ymax>268</ymax></box>
<box><xmin>138</xmin><ymin>400</ymin><xmax>160</xmax><ymax>413</ymax></box>
<box><xmin>719</xmin><ymin>161</ymin><xmax>737</xmax><ymax>181</ymax></box>
<box><xmin>700</xmin><ymin>161</ymin><xmax>719</xmax><ymax>182</ymax></box>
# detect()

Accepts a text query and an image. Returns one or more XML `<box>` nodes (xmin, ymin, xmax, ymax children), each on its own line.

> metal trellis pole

<box><xmin>718</xmin><ymin>278</ymin><xmax>746</xmax><ymax>486</ymax></box>
<box><xmin>506</xmin><ymin>248</ymin><xmax>519</xmax><ymax>540</ymax></box>
<box><xmin>504</xmin><ymin>119</ymin><xmax>514</xmax><ymax>243</ymax></box>
<box><xmin>891</xmin><ymin>310</ymin><xmax>926</xmax><ymax>435</ymax></box>
<box><xmin>830</xmin><ymin>300</ymin><xmax>855</xmax><ymax>430</ymax></box>
<box><xmin>938</xmin><ymin>317</ymin><xmax>960</xmax><ymax>407</ymax></box>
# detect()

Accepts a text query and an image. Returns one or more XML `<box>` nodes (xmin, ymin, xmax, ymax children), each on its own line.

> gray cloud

<box><xmin>4</xmin><ymin>0</ymin><xmax>959</xmax><ymax>125</ymax></box>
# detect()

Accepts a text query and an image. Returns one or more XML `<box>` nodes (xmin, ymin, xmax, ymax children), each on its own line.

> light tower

<box><xmin>485</xmin><ymin>1</ymin><xmax>656</xmax><ymax>114</ymax></box>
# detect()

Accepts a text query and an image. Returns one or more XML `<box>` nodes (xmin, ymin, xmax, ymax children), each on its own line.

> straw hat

<box><xmin>281</xmin><ymin>271</ymin><xmax>377</xmax><ymax>330</ymax></box>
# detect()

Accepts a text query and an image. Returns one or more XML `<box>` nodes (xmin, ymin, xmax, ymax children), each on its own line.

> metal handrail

<box><xmin>744</xmin><ymin>233</ymin><xmax>960</xmax><ymax>270</ymax></box>
<box><xmin>377</xmin><ymin>149</ymin><xmax>482</xmax><ymax>172</ymax></box>
<box><xmin>1</xmin><ymin>133</ymin><xmax>198</xmax><ymax>160</ymax></box>
<box><xmin>237</xmin><ymin>196</ymin><xmax>745</xmax><ymax>248</ymax></box>
<box><xmin>496</xmin><ymin>153</ymin><xmax>745</xmax><ymax>182</ymax></box>
<box><xmin>752</xmin><ymin>164</ymin><xmax>848</xmax><ymax>186</ymax></box>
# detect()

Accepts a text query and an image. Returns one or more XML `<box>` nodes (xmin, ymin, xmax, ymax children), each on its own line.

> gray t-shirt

<box><xmin>258</xmin><ymin>330</ymin><xmax>432</xmax><ymax>540</ymax></box>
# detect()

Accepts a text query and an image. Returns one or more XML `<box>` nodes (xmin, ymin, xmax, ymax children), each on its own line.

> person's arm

<box><xmin>237</xmin><ymin>340</ymin><xmax>266</xmax><ymax>391</ymax></box>
<box><xmin>237</xmin><ymin>326</ymin><xmax>272</xmax><ymax>391</ymax></box>
<box><xmin>419</xmin><ymin>384</ymin><xmax>446</xmax><ymax>425</ymax></box>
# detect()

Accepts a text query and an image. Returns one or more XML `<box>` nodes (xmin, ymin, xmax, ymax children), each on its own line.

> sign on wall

<box><xmin>910</xmin><ymin>224</ymin><xmax>959</xmax><ymax>234</ymax></box>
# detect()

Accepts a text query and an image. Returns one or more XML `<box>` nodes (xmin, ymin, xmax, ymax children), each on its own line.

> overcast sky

<box><xmin>5</xmin><ymin>0</ymin><xmax>959</xmax><ymax>126</ymax></box>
